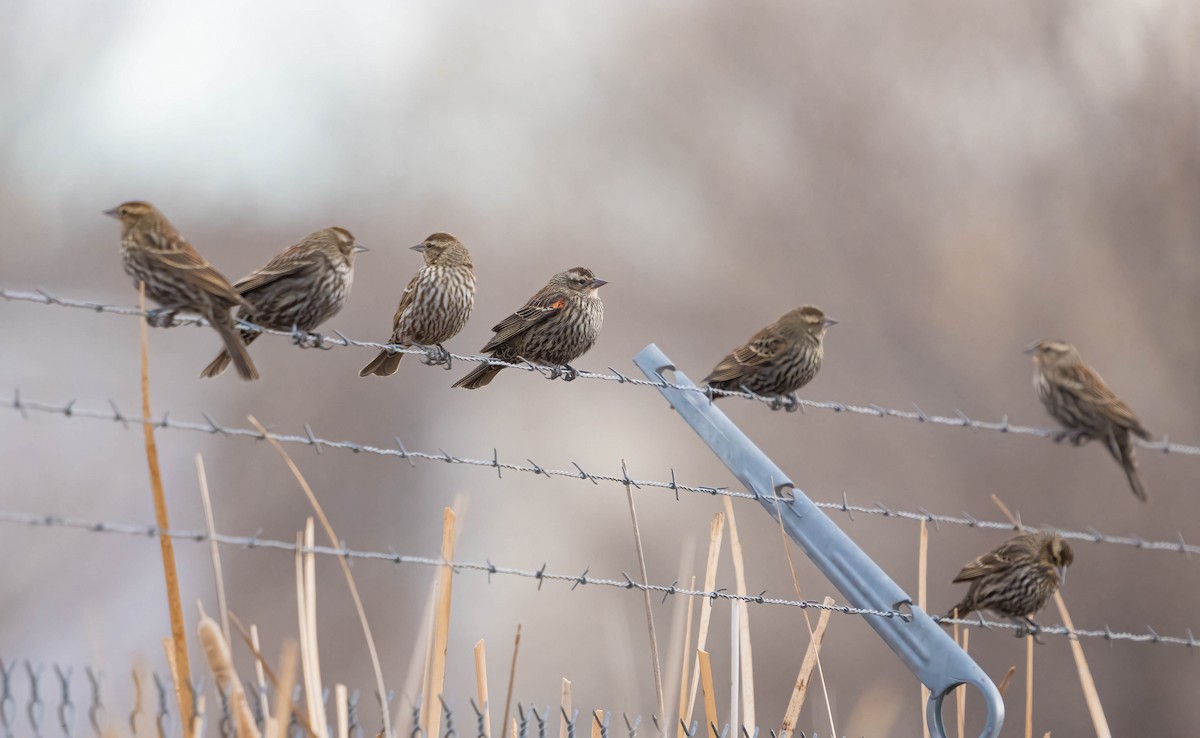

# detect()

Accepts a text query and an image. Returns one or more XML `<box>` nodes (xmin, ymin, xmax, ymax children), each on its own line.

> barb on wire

<box><xmin>0</xmin><ymin>507</ymin><xmax>1193</xmax><ymax>648</ymax></box>
<box><xmin>3</xmin><ymin>392</ymin><xmax>1198</xmax><ymax>561</ymax></box>
<box><xmin>3</xmin><ymin>286</ymin><xmax>1197</xmax><ymax>456</ymax></box>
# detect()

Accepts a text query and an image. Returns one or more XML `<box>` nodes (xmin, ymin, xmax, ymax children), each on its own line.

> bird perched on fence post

<box><xmin>359</xmin><ymin>233</ymin><xmax>476</xmax><ymax>377</ymax></box>
<box><xmin>702</xmin><ymin>305</ymin><xmax>837</xmax><ymax>411</ymax></box>
<box><xmin>942</xmin><ymin>531</ymin><xmax>1073</xmax><ymax>636</ymax></box>
<box><xmin>199</xmin><ymin>227</ymin><xmax>368</xmax><ymax>378</ymax></box>
<box><xmin>452</xmin><ymin>267</ymin><xmax>606</xmax><ymax>389</ymax></box>
<box><xmin>1026</xmin><ymin>339</ymin><xmax>1152</xmax><ymax>501</ymax></box>
<box><xmin>105</xmin><ymin>200</ymin><xmax>259</xmax><ymax>380</ymax></box>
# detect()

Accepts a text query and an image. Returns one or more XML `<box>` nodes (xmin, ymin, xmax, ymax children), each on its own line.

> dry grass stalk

<box><xmin>271</xmin><ymin>639</ymin><xmax>300</xmax><ymax>738</ymax></box>
<box><xmin>296</xmin><ymin>523</ymin><xmax>328</xmax><ymax>737</ymax></box>
<box><xmin>229</xmin><ymin>614</ymin><xmax>316</xmax><ymax>738</ymax></box>
<box><xmin>995</xmin><ymin>666</ymin><xmax>1017</xmax><ymax>696</ymax></box>
<box><xmin>918</xmin><ymin>519</ymin><xmax>930</xmax><ymax>738</ymax></box>
<box><xmin>1052</xmin><ymin>595</ymin><xmax>1110</xmax><ymax>737</ymax></box>
<box><xmin>989</xmin><ymin>495</ymin><xmax>1111</xmax><ymax>738</ymax></box>
<box><xmin>560</xmin><ymin>678</ymin><xmax>572</xmax><ymax>738</ymax></box>
<box><xmin>1026</xmin><ymin>633</ymin><xmax>1034</xmax><ymax>738</ymax></box>
<box><xmin>197</xmin><ymin>601</ymin><xmax>261</xmax><ymax>738</ymax></box>
<box><xmin>501</xmin><ymin>624</ymin><xmax>522</xmax><ymax>738</ymax></box>
<box><xmin>685</xmin><ymin>513</ymin><xmax>725</xmax><ymax>728</ymax></box>
<box><xmin>956</xmin><ymin>629</ymin><xmax>968</xmax><ymax>738</ymax></box>
<box><xmin>511</xmin><ymin>719</ymin><xmax>518</xmax><ymax>738</ymax></box>
<box><xmin>780</xmin><ymin>596</ymin><xmax>834</xmax><ymax>732</ymax></box>
<box><xmin>138</xmin><ymin>284</ymin><xmax>193</xmax><ymax>737</ymax></box>
<box><xmin>192</xmin><ymin>694</ymin><xmax>207</xmax><ymax>738</ymax></box>
<box><xmin>162</xmin><ymin>635</ymin><xmax>184</xmax><ymax>736</ymax></box>
<box><xmin>772</xmin><ymin>497</ymin><xmax>835</xmax><ymax>738</ymax></box>
<box><xmin>676</xmin><ymin>575</ymin><xmax>696</xmax><ymax>738</ymax></box>
<box><xmin>622</xmin><ymin>467</ymin><xmax>666</xmax><ymax>732</ymax></box>
<box><xmin>336</xmin><ymin>684</ymin><xmax>349</xmax><ymax>738</ymax></box>
<box><xmin>425</xmin><ymin>508</ymin><xmax>458</xmax><ymax>738</ymax></box>
<box><xmin>697</xmin><ymin>650</ymin><xmax>718</xmax><ymax>738</ymax></box>
<box><xmin>474</xmin><ymin>640</ymin><xmax>491</xmax><ymax>738</ymax></box>
<box><xmin>248</xmin><ymin>416</ymin><xmax>392</xmax><ymax>738</ymax></box>
<box><xmin>720</xmin><ymin>497</ymin><xmax>755</xmax><ymax>732</ymax></box>
<box><xmin>728</xmin><ymin>602</ymin><xmax>739</xmax><ymax>734</ymax></box>
<box><xmin>251</xmin><ymin>625</ymin><xmax>268</xmax><ymax>717</ymax></box>
<box><xmin>195</xmin><ymin>454</ymin><xmax>231</xmax><ymax>643</ymax></box>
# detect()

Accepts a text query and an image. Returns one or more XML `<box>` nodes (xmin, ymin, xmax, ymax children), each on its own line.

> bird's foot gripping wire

<box><xmin>420</xmin><ymin>344</ymin><xmax>453</xmax><ymax>369</ymax></box>
<box><xmin>544</xmin><ymin>364</ymin><xmax>579</xmax><ymax>382</ymax></box>
<box><xmin>1017</xmin><ymin>617</ymin><xmax>1045</xmax><ymax>645</ymax></box>
<box><xmin>290</xmin><ymin>326</ymin><xmax>332</xmax><ymax>350</ymax></box>
<box><xmin>766</xmin><ymin>392</ymin><xmax>800</xmax><ymax>412</ymax></box>
<box><xmin>144</xmin><ymin>307</ymin><xmax>179</xmax><ymax>328</ymax></box>
<box><xmin>783</xmin><ymin>392</ymin><xmax>801</xmax><ymax>413</ymax></box>
<box><xmin>1054</xmin><ymin>428</ymin><xmax>1091</xmax><ymax>446</ymax></box>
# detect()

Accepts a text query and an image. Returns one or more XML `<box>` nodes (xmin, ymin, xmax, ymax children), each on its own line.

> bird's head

<box><xmin>1024</xmin><ymin>339</ymin><xmax>1080</xmax><ymax>369</ymax></box>
<box><xmin>555</xmin><ymin>267</ymin><xmax>607</xmax><ymax>296</ymax></box>
<box><xmin>413</xmin><ymin>233</ymin><xmax>471</xmax><ymax>268</ymax></box>
<box><xmin>781</xmin><ymin>305</ymin><xmax>838</xmax><ymax>338</ymax></box>
<box><xmin>1040</xmin><ymin>533</ymin><xmax>1074</xmax><ymax>584</ymax></box>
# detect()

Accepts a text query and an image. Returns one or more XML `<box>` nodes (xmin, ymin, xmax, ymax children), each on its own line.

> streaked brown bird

<box><xmin>1027</xmin><ymin>340</ymin><xmax>1152</xmax><ymax>502</ymax></box>
<box><xmin>453</xmin><ymin>267</ymin><xmax>606</xmax><ymax>390</ymax></box>
<box><xmin>200</xmin><ymin>227</ymin><xmax>367</xmax><ymax>378</ymax></box>
<box><xmin>703</xmin><ymin>305</ymin><xmax>837</xmax><ymax>410</ymax></box>
<box><xmin>360</xmin><ymin>233</ymin><xmax>476</xmax><ymax>377</ymax></box>
<box><xmin>105</xmin><ymin>200</ymin><xmax>259</xmax><ymax>380</ymax></box>
<box><xmin>943</xmin><ymin>531</ymin><xmax>1073</xmax><ymax>632</ymax></box>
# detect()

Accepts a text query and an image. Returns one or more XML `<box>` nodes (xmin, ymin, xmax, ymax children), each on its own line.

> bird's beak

<box><xmin>823</xmin><ymin>317</ymin><xmax>839</xmax><ymax>328</ymax></box>
<box><xmin>410</xmin><ymin>243</ymin><xmax>427</xmax><ymax>252</ymax></box>
<box><xmin>353</xmin><ymin>244</ymin><xmax>369</xmax><ymax>254</ymax></box>
<box><xmin>590</xmin><ymin>277</ymin><xmax>608</xmax><ymax>288</ymax></box>
<box><xmin>1023</xmin><ymin>341</ymin><xmax>1040</xmax><ymax>355</ymax></box>
<box><xmin>1057</xmin><ymin>566</ymin><xmax>1067</xmax><ymax>586</ymax></box>
<box><xmin>102</xmin><ymin>207</ymin><xmax>120</xmax><ymax>219</ymax></box>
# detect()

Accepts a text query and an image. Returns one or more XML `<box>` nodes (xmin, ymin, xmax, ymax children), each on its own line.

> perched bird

<box><xmin>703</xmin><ymin>306</ymin><xmax>837</xmax><ymax>410</ymax></box>
<box><xmin>453</xmin><ymin>267</ymin><xmax>606</xmax><ymax>390</ymax></box>
<box><xmin>105</xmin><ymin>200</ymin><xmax>259</xmax><ymax>380</ymax></box>
<box><xmin>200</xmin><ymin>227</ymin><xmax>367</xmax><ymax>378</ymax></box>
<box><xmin>943</xmin><ymin>531</ymin><xmax>1074</xmax><ymax>632</ymax></box>
<box><xmin>1027</xmin><ymin>340</ymin><xmax>1152</xmax><ymax>501</ymax></box>
<box><xmin>360</xmin><ymin>233</ymin><xmax>476</xmax><ymax>377</ymax></box>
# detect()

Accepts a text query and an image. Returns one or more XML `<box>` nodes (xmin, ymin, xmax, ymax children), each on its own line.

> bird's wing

<box><xmin>233</xmin><ymin>246</ymin><xmax>325</xmax><ymax>296</ymax></box>
<box><xmin>703</xmin><ymin>328</ymin><xmax>784</xmax><ymax>384</ymax></box>
<box><xmin>145</xmin><ymin>240</ymin><xmax>244</xmax><ymax>305</ymax></box>
<box><xmin>390</xmin><ymin>269</ymin><xmax>426</xmax><ymax>334</ymax></box>
<box><xmin>951</xmin><ymin>539</ymin><xmax>1027</xmax><ymax>582</ymax></box>
<box><xmin>481</xmin><ymin>290</ymin><xmax>568</xmax><ymax>353</ymax></box>
<box><xmin>1061</xmin><ymin>363</ymin><xmax>1149</xmax><ymax>438</ymax></box>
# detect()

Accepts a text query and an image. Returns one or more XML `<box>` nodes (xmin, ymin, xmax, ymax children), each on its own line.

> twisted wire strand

<box><xmin>0</xmin><ymin>507</ymin><xmax>1192</xmax><ymax>647</ymax></box>
<box><xmin>3</xmin><ymin>287</ymin><xmax>1198</xmax><ymax>456</ymax></box>
<box><xmin>4</xmin><ymin>391</ymin><xmax>1199</xmax><ymax>560</ymax></box>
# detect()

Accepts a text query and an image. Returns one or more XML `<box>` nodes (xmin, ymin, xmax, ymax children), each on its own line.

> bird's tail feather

<box><xmin>209</xmin><ymin>311</ymin><xmax>259</xmax><ymax>381</ymax></box>
<box><xmin>453</xmin><ymin>363</ymin><xmax>503</xmax><ymax>389</ymax></box>
<box><xmin>359</xmin><ymin>350</ymin><xmax>404</xmax><ymax>377</ymax></box>
<box><xmin>200</xmin><ymin>331</ymin><xmax>259</xmax><ymax>379</ymax></box>
<box><xmin>1110</xmin><ymin>432</ymin><xmax>1149</xmax><ymax>502</ymax></box>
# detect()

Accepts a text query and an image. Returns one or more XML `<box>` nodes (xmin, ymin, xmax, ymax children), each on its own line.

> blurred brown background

<box><xmin>1</xmin><ymin>1</ymin><xmax>1198</xmax><ymax>736</ymax></box>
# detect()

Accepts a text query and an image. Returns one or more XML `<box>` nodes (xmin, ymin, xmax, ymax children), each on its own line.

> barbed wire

<box><xmin>3</xmin><ymin>391</ymin><xmax>1199</xmax><ymax>562</ymax></box>
<box><xmin>0</xmin><ymin>508</ymin><xmax>899</xmax><ymax>618</ymax></box>
<box><xmin>3</xmin><ymin>286</ymin><xmax>1198</xmax><ymax>457</ymax></box>
<box><xmin>0</xmin><ymin>507</ymin><xmax>1193</xmax><ymax>647</ymax></box>
<box><xmin>0</xmin><ymin>659</ymin><xmax>850</xmax><ymax>738</ymax></box>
